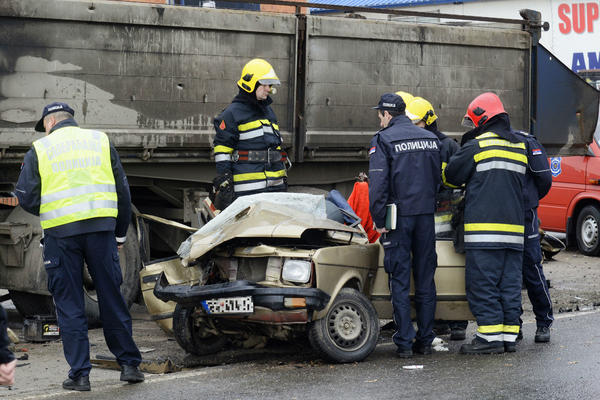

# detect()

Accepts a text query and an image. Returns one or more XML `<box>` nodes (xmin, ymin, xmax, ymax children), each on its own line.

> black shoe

<box><xmin>412</xmin><ymin>343</ymin><xmax>433</xmax><ymax>355</ymax></box>
<box><xmin>62</xmin><ymin>375</ymin><xmax>91</xmax><ymax>391</ymax></box>
<box><xmin>396</xmin><ymin>348</ymin><xmax>413</xmax><ymax>358</ymax></box>
<box><xmin>120</xmin><ymin>365</ymin><xmax>145</xmax><ymax>383</ymax></box>
<box><xmin>517</xmin><ymin>329</ymin><xmax>523</xmax><ymax>341</ymax></box>
<box><xmin>459</xmin><ymin>338</ymin><xmax>504</xmax><ymax>354</ymax></box>
<box><xmin>535</xmin><ymin>326</ymin><xmax>550</xmax><ymax>343</ymax></box>
<box><xmin>450</xmin><ymin>329</ymin><xmax>466</xmax><ymax>341</ymax></box>
<box><xmin>504</xmin><ymin>341</ymin><xmax>516</xmax><ymax>353</ymax></box>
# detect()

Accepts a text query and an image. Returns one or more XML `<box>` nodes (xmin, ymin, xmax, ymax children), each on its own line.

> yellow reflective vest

<box><xmin>32</xmin><ymin>127</ymin><xmax>118</xmax><ymax>230</ymax></box>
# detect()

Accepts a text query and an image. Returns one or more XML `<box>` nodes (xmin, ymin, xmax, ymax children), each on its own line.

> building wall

<box><xmin>113</xmin><ymin>0</ymin><xmax>167</xmax><ymax>3</ymax></box>
<box><xmin>261</xmin><ymin>0</ymin><xmax>307</xmax><ymax>14</ymax></box>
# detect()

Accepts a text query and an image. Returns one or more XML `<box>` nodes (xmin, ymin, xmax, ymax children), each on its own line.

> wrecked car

<box><xmin>141</xmin><ymin>193</ymin><xmax>473</xmax><ymax>363</ymax></box>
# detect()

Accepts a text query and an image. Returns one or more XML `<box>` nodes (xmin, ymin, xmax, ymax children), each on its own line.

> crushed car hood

<box><xmin>178</xmin><ymin>193</ymin><xmax>366</xmax><ymax>266</ymax></box>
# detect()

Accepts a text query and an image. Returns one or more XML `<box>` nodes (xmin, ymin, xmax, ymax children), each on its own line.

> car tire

<box><xmin>308</xmin><ymin>288</ymin><xmax>379</xmax><ymax>363</ymax></box>
<box><xmin>172</xmin><ymin>303</ymin><xmax>227</xmax><ymax>356</ymax></box>
<box><xmin>576</xmin><ymin>205</ymin><xmax>600</xmax><ymax>256</ymax></box>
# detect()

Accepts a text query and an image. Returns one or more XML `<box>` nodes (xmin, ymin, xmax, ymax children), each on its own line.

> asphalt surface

<box><xmin>2</xmin><ymin>309</ymin><xmax>600</xmax><ymax>400</ymax></box>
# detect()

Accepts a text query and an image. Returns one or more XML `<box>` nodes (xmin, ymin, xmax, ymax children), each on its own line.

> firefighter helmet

<box><xmin>237</xmin><ymin>59</ymin><xmax>280</xmax><ymax>93</ymax></box>
<box><xmin>463</xmin><ymin>92</ymin><xmax>506</xmax><ymax>128</ymax></box>
<box><xmin>395</xmin><ymin>91</ymin><xmax>415</xmax><ymax>106</ymax></box>
<box><xmin>405</xmin><ymin>97</ymin><xmax>438</xmax><ymax>126</ymax></box>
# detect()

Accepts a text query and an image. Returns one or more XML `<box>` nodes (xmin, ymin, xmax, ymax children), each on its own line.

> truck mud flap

<box><xmin>153</xmin><ymin>272</ymin><xmax>330</xmax><ymax>311</ymax></box>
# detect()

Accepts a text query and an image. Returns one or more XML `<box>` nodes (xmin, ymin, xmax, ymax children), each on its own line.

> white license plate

<box><xmin>202</xmin><ymin>296</ymin><xmax>254</xmax><ymax>314</ymax></box>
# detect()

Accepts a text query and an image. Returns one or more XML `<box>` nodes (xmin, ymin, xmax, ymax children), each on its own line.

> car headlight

<box><xmin>282</xmin><ymin>259</ymin><xmax>311</xmax><ymax>284</ymax></box>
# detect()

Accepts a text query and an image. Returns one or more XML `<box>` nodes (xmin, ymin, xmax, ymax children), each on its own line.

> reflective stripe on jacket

<box><xmin>445</xmin><ymin>115</ymin><xmax>527</xmax><ymax>250</ymax></box>
<box><xmin>33</xmin><ymin>127</ymin><xmax>117</xmax><ymax>229</ymax></box>
<box><xmin>213</xmin><ymin>91</ymin><xmax>287</xmax><ymax>196</ymax></box>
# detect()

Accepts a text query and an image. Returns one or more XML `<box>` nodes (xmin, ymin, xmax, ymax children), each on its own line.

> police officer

<box><xmin>16</xmin><ymin>103</ymin><xmax>143</xmax><ymax>391</ymax></box>
<box><xmin>445</xmin><ymin>92</ymin><xmax>527</xmax><ymax>354</ymax></box>
<box><xmin>212</xmin><ymin>59</ymin><xmax>288</xmax><ymax>208</ymax></box>
<box><xmin>513</xmin><ymin>130</ymin><xmax>553</xmax><ymax>343</ymax></box>
<box><xmin>368</xmin><ymin>93</ymin><xmax>441</xmax><ymax>358</ymax></box>
<box><xmin>405</xmin><ymin>97</ymin><xmax>467</xmax><ymax>340</ymax></box>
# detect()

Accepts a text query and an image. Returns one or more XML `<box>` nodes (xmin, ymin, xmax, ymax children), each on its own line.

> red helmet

<box><xmin>463</xmin><ymin>92</ymin><xmax>506</xmax><ymax>128</ymax></box>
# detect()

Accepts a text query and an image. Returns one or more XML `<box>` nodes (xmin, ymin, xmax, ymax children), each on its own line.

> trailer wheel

<box><xmin>308</xmin><ymin>288</ymin><xmax>379</xmax><ymax>363</ymax></box>
<box><xmin>576</xmin><ymin>205</ymin><xmax>600</xmax><ymax>256</ymax></box>
<box><xmin>10</xmin><ymin>222</ymin><xmax>141</xmax><ymax>327</ymax></box>
<box><xmin>172</xmin><ymin>304</ymin><xmax>226</xmax><ymax>356</ymax></box>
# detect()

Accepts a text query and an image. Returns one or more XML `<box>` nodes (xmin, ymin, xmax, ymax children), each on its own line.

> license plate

<box><xmin>202</xmin><ymin>296</ymin><xmax>254</xmax><ymax>314</ymax></box>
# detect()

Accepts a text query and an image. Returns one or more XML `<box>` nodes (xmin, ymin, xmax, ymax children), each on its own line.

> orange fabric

<box><xmin>347</xmin><ymin>181</ymin><xmax>380</xmax><ymax>243</ymax></box>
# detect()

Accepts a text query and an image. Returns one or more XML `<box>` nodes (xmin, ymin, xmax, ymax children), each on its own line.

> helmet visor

<box><xmin>461</xmin><ymin>116</ymin><xmax>475</xmax><ymax>129</ymax></box>
<box><xmin>258</xmin><ymin>78</ymin><xmax>280</xmax><ymax>86</ymax></box>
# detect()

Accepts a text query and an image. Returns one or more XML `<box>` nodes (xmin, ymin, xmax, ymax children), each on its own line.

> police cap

<box><xmin>373</xmin><ymin>93</ymin><xmax>406</xmax><ymax>113</ymax></box>
<box><xmin>35</xmin><ymin>102</ymin><xmax>75</xmax><ymax>132</ymax></box>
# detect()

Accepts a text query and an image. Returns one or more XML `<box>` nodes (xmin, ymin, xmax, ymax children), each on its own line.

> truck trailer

<box><xmin>0</xmin><ymin>0</ymin><xmax>597</xmax><ymax>321</ymax></box>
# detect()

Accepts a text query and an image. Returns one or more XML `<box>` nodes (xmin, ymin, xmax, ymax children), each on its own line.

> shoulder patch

<box><xmin>219</xmin><ymin>120</ymin><xmax>226</xmax><ymax>130</ymax></box>
<box><xmin>532</xmin><ymin>148</ymin><xmax>542</xmax><ymax>155</ymax></box>
<box><xmin>369</xmin><ymin>146</ymin><xmax>377</xmax><ymax>155</ymax></box>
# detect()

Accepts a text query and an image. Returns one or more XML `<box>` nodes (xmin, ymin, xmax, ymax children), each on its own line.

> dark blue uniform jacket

<box><xmin>368</xmin><ymin>115</ymin><xmax>441</xmax><ymax>228</ymax></box>
<box><xmin>427</xmin><ymin>121</ymin><xmax>459</xmax><ymax>167</ymax></box>
<box><xmin>513</xmin><ymin>130</ymin><xmax>552</xmax><ymax>209</ymax></box>
<box><xmin>15</xmin><ymin>119</ymin><xmax>132</xmax><ymax>239</ymax></box>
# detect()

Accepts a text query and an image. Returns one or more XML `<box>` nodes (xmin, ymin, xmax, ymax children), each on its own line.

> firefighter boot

<box><xmin>459</xmin><ymin>337</ymin><xmax>504</xmax><ymax>354</ymax></box>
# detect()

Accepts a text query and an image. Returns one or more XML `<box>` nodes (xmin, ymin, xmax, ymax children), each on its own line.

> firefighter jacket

<box><xmin>513</xmin><ymin>130</ymin><xmax>552</xmax><ymax>210</ymax></box>
<box><xmin>213</xmin><ymin>89</ymin><xmax>287</xmax><ymax>196</ymax></box>
<box><xmin>427</xmin><ymin>122</ymin><xmax>461</xmax><ymax>236</ymax></box>
<box><xmin>445</xmin><ymin>114</ymin><xmax>527</xmax><ymax>250</ymax></box>
<box><xmin>368</xmin><ymin>115</ymin><xmax>441</xmax><ymax>229</ymax></box>
<box><xmin>16</xmin><ymin>119</ymin><xmax>131</xmax><ymax>240</ymax></box>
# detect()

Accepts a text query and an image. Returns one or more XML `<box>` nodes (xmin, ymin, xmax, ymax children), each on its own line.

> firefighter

<box><xmin>395</xmin><ymin>90</ymin><xmax>415</xmax><ymax>105</ymax></box>
<box><xmin>513</xmin><ymin>130</ymin><xmax>554</xmax><ymax>343</ymax></box>
<box><xmin>405</xmin><ymin>97</ymin><xmax>467</xmax><ymax>341</ymax></box>
<box><xmin>15</xmin><ymin>102</ymin><xmax>144</xmax><ymax>390</ymax></box>
<box><xmin>368</xmin><ymin>93</ymin><xmax>441</xmax><ymax>358</ymax></box>
<box><xmin>212</xmin><ymin>59</ymin><xmax>288</xmax><ymax>209</ymax></box>
<box><xmin>445</xmin><ymin>92</ymin><xmax>527</xmax><ymax>354</ymax></box>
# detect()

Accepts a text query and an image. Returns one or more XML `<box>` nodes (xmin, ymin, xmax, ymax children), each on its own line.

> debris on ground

<box><xmin>91</xmin><ymin>355</ymin><xmax>182</xmax><ymax>374</ymax></box>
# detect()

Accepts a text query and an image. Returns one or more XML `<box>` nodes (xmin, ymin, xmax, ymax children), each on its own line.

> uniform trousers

<box><xmin>383</xmin><ymin>214</ymin><xmax>437</xmax><ymax>350</ymax></box>
<box><xmin>522</xmin><ymin>208</ymin><xmax>553</xmax><ymax>328</ymax></box>
<box><xmin>43</xmin><ymin>231</ymin><xmax>141</xmax><ymax>379</ymax></box>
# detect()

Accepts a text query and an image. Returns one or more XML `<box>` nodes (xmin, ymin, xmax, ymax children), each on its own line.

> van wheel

<box><xmin>576</xmin><ymin>205</ymin><xmax>600</xmax><ymax>256</ymax></box>
<box><xmin>308</xmin><ymin>288</ymin><xmax>379</xmax><ymax>363</ymax></box>
<box><xmin>172</xmin><ymin>304</ymin><xmax>226</xmax><ymax>356</ymax></box>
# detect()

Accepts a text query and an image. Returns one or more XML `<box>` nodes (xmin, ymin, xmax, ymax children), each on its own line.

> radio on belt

<box><xmin>23</xmin><ymin>315</ymin><xmax>60</xmax><ymax>342</ymax></box>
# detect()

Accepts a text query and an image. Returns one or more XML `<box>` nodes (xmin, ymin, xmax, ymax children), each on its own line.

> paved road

<box><xmin>3</xmin><ymin>309</ymin><xmax>599</xmax><ymax>400</ymax></box>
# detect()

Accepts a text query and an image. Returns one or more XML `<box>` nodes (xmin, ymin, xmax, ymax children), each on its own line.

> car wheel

<box><xmin>308</xmin><ymin>288</ymin><xmax>379</xmax><ymax>363</ymax></box>
<box><xmin>172</xmin><ymin>303</ymin><xmax>226</xmax><ymax>356</ymax></box>
<box><xmin>576</xmin><ymin>205</ymin><xmax>600</xmax><ymax>256</ymax></box>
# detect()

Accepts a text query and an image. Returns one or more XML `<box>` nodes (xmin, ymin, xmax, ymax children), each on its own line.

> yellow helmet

<box><xmin>395</xmin><ymin>91</ymin><xmax>415</xmax><ymax>105</ymax></box>
<box><xmin>237</xmin><ymin>59</ymin><xmax>280</xmax><ymax>93</ymax></box>
<box><xmin>405</xmin><ymin>97</ymin><xmax>438</xmax><ymax>126</ymax></box>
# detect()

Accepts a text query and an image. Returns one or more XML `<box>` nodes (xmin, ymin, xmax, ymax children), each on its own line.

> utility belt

<box><xmin>232</xmin><ymin>149</ymin><xmax>292</xmax><ymax>168</ymax></box>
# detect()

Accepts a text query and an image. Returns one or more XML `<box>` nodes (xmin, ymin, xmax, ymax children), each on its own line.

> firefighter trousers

<box><xmin>465</xmin><ymin>248</ymin><xmax>522</xmax><ymax>343</ymax></box>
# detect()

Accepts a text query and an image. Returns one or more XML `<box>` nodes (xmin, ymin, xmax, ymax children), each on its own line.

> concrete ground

<box><xmin>0</xmin><ymin>248</ymin><xmax>598</xmax><ymax>398</ymax></box>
